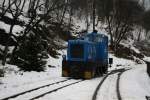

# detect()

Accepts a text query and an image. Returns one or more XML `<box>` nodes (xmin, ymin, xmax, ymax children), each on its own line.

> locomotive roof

<box><xmin>68</xmin><ymin>32</ymin><xmax>108</xmax><ymax>44</ymax></box>
<box><xmin>86</xmin><ymin>32</ymin><xmax>107</xmax><ymax>38</ymax></box>
<box><xmin>68</xmin><ymin>39</ymin><xmax>94</xmax><ymax>44</ymax></box>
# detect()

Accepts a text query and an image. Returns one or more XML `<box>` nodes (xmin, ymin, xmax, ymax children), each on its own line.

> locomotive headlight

<box><xmin>84</xmin><ymin>71</ymin><xmax>92</xmax><ymax>79</ymax></box>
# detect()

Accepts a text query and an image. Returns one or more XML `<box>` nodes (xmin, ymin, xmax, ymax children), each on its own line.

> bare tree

<box><xmin>97</xmin><ymin>0</ymin><xmax>144</xmax><ymax>51</ymax></box>
<box><xmin>142</xmin><ymin>9</ymin><xmax>150</xmax><ymax>39</ymax></box>
<box><xmin>10</xmin><ymin>0</ymin><xmax>67</xmax><ymax>61</ymax></box>
<box><xmin>1</xmin><ymin>0</ymin><xmax>26</xmax><ymax>65</ymax></box>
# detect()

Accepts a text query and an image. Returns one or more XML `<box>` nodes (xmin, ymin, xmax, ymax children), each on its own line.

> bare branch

<box><xmin>2</xmin><ymin>0</ymin><xmax>6</xmax><ymax>12</ymax></box>
<box><xmin>8</xmin><ymin>0</ymin><xmax>16</xmax><ymax>17</ymax></box>
<box><xmin>14</xmin><ymin>0</ymin><xmax>21</xmax><ymax>13</ymax></box>
<box><xmin>23</xmin><ymin>0</ymin><xmax>64</xmax><ymax>36</ymax></box>
<box><xmin>18</xmin><ymin>0</ymin><xmax>25</xmax><ymax>16</ymax></box>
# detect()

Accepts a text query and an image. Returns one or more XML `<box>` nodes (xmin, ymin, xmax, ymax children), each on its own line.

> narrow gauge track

<box><xmin>92</xmin><ymin>68</ymin><xmax>128</xmax><ymax>100</ymax></box>
<box><xmin>1</xmin><ymin>79</ymin><xmax>72</xmax><ymax>100</ymax></box>
<box><xmin>116</xmin><ymin>71</ymin><xmax>125</xmax><ymax>100</ymax></box>
<box><xmin>30</xmin><ymin>80</ymin><xmax>84</xmax><ymax>100</ymax></box>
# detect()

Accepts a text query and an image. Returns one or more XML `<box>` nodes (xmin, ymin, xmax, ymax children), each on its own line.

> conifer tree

<box><xmin>13</xmin><ymin>33</ymin><xmax>48</xmax><ymax>72</ymax></box>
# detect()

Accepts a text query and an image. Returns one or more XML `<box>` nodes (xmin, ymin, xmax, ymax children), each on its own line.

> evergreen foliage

<box><xmin>13</xmin><ymin>33</ymin><xmax>48</xmax><ymax>72</ymax></box>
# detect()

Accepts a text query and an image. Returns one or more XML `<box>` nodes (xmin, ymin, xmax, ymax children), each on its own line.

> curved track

<box><xmin>1</xmin><ymin>79</ymin><xmax>82</xmax><ymax>100</ymax></box>
<box><xmin>116</xmin><ymin>71</ymin><xmax>125</xmax><ymax>100</ymax></box>
<box><xmin>92</xmin><ymin>68</ymin><xmax>128</xmax><ymax>100</ymax></box>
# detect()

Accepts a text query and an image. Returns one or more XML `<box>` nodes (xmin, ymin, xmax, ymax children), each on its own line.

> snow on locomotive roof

<box><xmin>68</xmin><ymin>39</ymin><xmax>93</xmax><ymax>44</ymax></box>
<box><xmin>84</xmin><ymin>32</ymin><xmax>108</xmax><ymax>42</ymax></box>
<box><xmin>86</xmin><ymin>32</ymin><xmax>107</xmax><ymax>37</ymax></box>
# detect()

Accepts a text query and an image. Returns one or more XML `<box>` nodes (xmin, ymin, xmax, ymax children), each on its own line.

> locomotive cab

<box><xmin>62</xmin><ymin>40</ymin><xmax>96</xmax><ymax>79</ymax></box>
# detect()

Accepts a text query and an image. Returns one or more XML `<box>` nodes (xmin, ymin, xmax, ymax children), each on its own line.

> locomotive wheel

<box><xmin>102</xmin><ymin>65</ymin><xmax>108</xmax><ymax>74</ymax></box>
<box><xmin>95</xmin><ymin>67</ymin><xmax>102</xmax><ymax>77</ymax></box>
<box><xmin>70</xmin><ymin>66</ymin><xmax>76</xmax><ymax>77</ymax></box>
<box><xmin>101</xmin><ymin>66</ymin><xmax>105</xmax><ymax>74</ymax></box>
<box><xmin>100</xmin><ymin>66</ymin><xmax>103</xmax><ymax>75</ymax></box>
<box><xmin>62</xmin><ymin>60</ymin><xmax>68</xmax><ymax>77</ymax></box>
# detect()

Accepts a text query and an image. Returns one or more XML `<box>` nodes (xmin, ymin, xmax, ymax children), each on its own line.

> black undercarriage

<box><xmin>62</xmin><ymin>60</ymin><xmax>108</xmax><ymax>79</ymax></box>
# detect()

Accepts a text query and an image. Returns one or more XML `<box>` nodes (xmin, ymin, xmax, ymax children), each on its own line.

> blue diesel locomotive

<box><xmin>62</xmin><ymin>31</ymin><xmax>109</xmax><ymax>79</ymax></box>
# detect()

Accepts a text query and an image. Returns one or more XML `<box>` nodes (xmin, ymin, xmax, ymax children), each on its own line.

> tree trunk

<box><xmin>68</xmin><ymin>7</ymin><xmax>73</xmax><ymax>30</ymax></box>
<box><xmin>60</xmin><ymin>1</ymin><xmax>68</xmax><ymax>25</ymax></box>
<box><xmin>10</xmin><ymin>45</ymin><xmax>17</xmax><ymax>64</ymax></box>
<box><xmin>106</xmin><ymin>16</ymin><xmax>114</xmax><ymax>48</ymax></box>
<box><xmin>2</xmin><ymin>24</ymin><xmax>14</xmax><ymax>65</ymax></box>
<box><xmin>137</xmin><ymin>27</ymin><xmax>142</xmax><ymax>41</ymax></box>
<box><xmin>86</xmin><ymin>17</ymin><xmax>89</xmax><ymax>32</ymax></box>
<box><xmin>92</xmin><ymin>0</ymin><xmax>96</xmax><ymax>31</ymax></box>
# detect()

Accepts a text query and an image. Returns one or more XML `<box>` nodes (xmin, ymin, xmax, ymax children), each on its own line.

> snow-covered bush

<box><xmin>114</xmin><ymin>44</ymin><xmax>144</xmax><ymax>60</ymax></box>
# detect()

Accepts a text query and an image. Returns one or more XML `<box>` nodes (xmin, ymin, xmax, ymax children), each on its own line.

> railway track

<box><xmin>30</xmin><ymin>80</ymin><xmax>83</xmax><ymax>100</ymax></box>
<box><xmin>1</xmin><ymin>69</ymin><xmax>129</xmax><ymax>100</ymax></box>
<box><xmin>1</xmin><ymin>79</ymin><xmax>84</xmax><ymax>100</ymax></box>
<box><xmin>92</xmin><ymin>68</ymin><xmax>128</xmax><ymax>100</ymax></box>
<box><xmin>116</xmin><ymin>71</ymin><xmax>124</xmax><ymax>100</ymax></box>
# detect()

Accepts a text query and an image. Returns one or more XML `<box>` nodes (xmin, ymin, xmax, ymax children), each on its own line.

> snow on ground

<box><xmin>9</xmin><ymin>79</ymin><xmax>82</xmax><ymax>100</ymax></box>
<box><xmin>37</xmin><ymin>78</ymin><xmax>102</xmax><ymax>100</ymax></box>
<box><xmin>0</xmin><ymin>50</ymin><xmax>65</xmax><ymax>99</ymax></box>
<box><xmin>121</xmin><ymin>39</ymin><xmax>141</xmax><ymax>54</ymax></box>
<box><xmin>108</xmin><ymin>53</ymin><xmax>137</xmax><ymax>71</ymax></box>
<box><xmin>96</xmin><ymin>64</ymin><xmax>150</xmax><ymax>100</ymax></box>
<box><xmin>0</xmin><ymin>21</ymin><xmax>10</xmax><ymax>33</ymax></box>
<box><xmin>97</xmin><ymin>73</ymin><xmax>119</xmax><ymax>100</ymax></box>
<box><xmin>143</xmin><ymin>57</ymin><xmax>150</xmax><ymax>62</ymax></box>
<box><xmin>120</xmin><ymin>64</ymin><xmax>150</xmax><ymax>100</ymax></box>
<box><xmin>0</xmin><ymin>50</ymin><xmax>150</xmax><ymax>100</ymax></box>
<box><xmin>0</xmin><ymin>21</ymin><xmax>24</xmax><ymax>36</ymax></box>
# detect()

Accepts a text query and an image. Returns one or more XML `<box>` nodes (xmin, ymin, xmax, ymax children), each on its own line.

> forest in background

<box><xmin>0</xmin><ymin>0</ymin><xmax>150</xmax><ymax>73</ymax></box>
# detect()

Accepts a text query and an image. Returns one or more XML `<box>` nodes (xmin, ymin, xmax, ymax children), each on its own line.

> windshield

<box><xmin>70</xmin><ymin>44</ymin><xmax>84</xmax><ymax>58</ymax></box>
